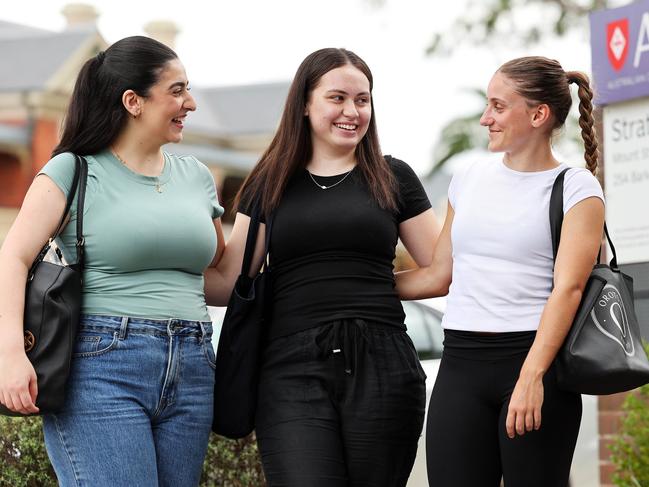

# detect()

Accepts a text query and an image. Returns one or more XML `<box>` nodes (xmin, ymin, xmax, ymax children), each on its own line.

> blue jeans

<box><xmin>43</xmin><ymin>315</ymin><xmax>216</xmax><ymax>487</ymax></box>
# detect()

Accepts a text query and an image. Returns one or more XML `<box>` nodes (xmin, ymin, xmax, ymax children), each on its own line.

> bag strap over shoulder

<box><xmin>241</xmin><ymin>204</ymin><xmax>261</xmax><ymax>275</ymax></box>
<box><xmin>33</xmin><ymin>155</ymin><xmax>88</xmax><ymax>274</ymax></box>
<box><xmin>549</xmin><ymin>167</ymin><xmax>616</xmax><ymax>269</ymax></box>
<box><xmin>50</xmin><ymin>155</ymin><xmax>81</xmax><ymax>240</ymax></box>
<box><xmin>240</xmin><ymin>198</ymin><xmax>273</xmax><ymax>276</ymax></box>
<box><xmin>549</xmin><ymin>168</ymin><xmax>569</xmax><ymax>263</ymax></box>
<box><xmin>74</xmin><ymin>155</ymin><xmax>88</xmax><ymax>268</ymax></box>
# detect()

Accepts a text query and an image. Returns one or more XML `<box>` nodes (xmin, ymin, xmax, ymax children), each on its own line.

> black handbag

<box><xmin>551</xmin><ymin>168</ymin><xmax>649</xmax><ymax>395</ymax></box>
<box><xmin>212</xmin><ymin>202</ymin><xmax>272</xmax><ymax>438</ymax></box>
<box><xmin>0</xmin><ymin>155</ymin><xmax>87</xmax><ymax>416</ymax></box>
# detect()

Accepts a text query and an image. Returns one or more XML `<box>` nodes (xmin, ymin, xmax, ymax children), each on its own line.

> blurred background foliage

<box><xmin>369</xmin><ymin>0</ymin><xmax>615</xmax><ymax>173</ymax></box>
<box><xmin>0</xmin><ymin>416</ymin><xmax>266</xmax><ymax>487</ymax></box>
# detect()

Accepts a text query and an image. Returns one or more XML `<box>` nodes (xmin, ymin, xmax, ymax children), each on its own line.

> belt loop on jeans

<box><xmin>118</xmin><ymin>316</ymin><xmax>128</xmax><ymax>340</ymax></box>
<box><xmin>166</xmin><ymin>318</ymin><xmax>174</xmax><ymax>336</ymax></box>
<box><xmin>198</xmin><ymin>321</ymin><xmax>208</xmax><ymax>343</ymax></box>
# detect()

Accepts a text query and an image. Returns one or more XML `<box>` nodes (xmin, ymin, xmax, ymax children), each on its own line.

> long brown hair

<box><xmin>234</xmin><ymin>48</ymin><xmax>397</xmax><ymax>216</ymax></box>
<box><xmin>498</xmin><ymin>56</ymin><xmax>599</xmax><ymax>176</ymax></box>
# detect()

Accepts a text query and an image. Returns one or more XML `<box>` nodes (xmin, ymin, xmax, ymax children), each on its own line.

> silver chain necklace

<box><xmin>307</xmin><ymin>169</ymin><xmax>353</xmax><ymax>190</ymax></box>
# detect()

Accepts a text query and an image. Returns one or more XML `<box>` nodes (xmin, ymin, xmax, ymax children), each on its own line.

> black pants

<box><xmin>255</xmin><ymin>319</ymin><xmax>427</xmax><ymax>487</ymax></box>
<box><xmin>426</xmin><ymin>330</ymin><xmax>582</xmax><ymax>487</ymax></box>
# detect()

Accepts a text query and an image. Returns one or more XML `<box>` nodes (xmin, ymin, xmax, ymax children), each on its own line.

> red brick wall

<box><xmin>0</xmin><ymin>118</ymin><xmax>60</xmax><ymax>208</ymax></box>
<box><xmin>31</xmin><ymin>118</ymin><xmax>59</xmax><ymax>176</ymax></box>
<box><xmin>0</xmin><ymin>152</ymin><xmax>29</xmax><ymax>207</ymax></box>
<box><xmin>599</xmin><ymin>393</ymin><xmax>628</xmax><ymax>487</ymax></box>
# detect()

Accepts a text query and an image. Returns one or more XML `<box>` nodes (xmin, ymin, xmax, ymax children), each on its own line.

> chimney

<box><xmin>61</xmin><ymin>3</ymin><xmax>99</xmax><ymax>28</ymax></box>
<box><xmin>144</xmin><ymin>21</ymin><xmax>180</xmax><ymax>49</ymax></box>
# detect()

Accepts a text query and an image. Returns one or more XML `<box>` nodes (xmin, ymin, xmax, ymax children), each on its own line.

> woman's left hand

<box><xmin>505</xmin><ymin>373</ymin><xmax>544</xmax><ymax>438</ymax></box>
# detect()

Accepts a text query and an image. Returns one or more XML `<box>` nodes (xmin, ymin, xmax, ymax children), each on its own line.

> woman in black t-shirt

<box><xmin>206</xmin><ymin>48</ymin><xmax>439</xmax><ymax>487</ymax></box>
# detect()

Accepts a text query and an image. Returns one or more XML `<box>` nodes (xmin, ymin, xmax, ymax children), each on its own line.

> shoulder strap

<box><xmin>603</xmin><ymin>222</ymin><xmax>618</xmax><ymax>269</ymax></box>
<box><xmin>240</xmin><ymin>203</ymin><xmax>261</xmax><ymax>275</ymax></box>
<box><xmin>74</xmin><ymin>155</ymin><xmax>88</xmax><ymax>268</ymax></box>
<box><xmin>50</xmin><ymin>155</ymin><xmax>81</xmax><ymax>240</ymax></box>
<box><xmin>240</xmin><ymin>199</ymin><xmax>273</xmax><ymax>275</ymax></box>
<box><xmin>549</xmin><ymin>168</ymin><xmax>569</xmax><ymax>263</ymax></box>
<box><xmin>30</xmin><ymin>155</ymin><xmax>88</xmax><ymax>276</ymax></box>
<box><xmin>549</xmin><ymin>167</ymin><xmax>617</xmax><ymax>269</ymax></box>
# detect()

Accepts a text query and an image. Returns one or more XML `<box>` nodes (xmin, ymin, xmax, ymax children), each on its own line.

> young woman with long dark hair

<box><xmin>206</xmin><ymin>48</ymin><xmax>439</xmax><ymax>486</ymax></box>
<box><xmin>397</xmin><ymin>56</ymin><xmax>605</xmax><ymax>487</ymax></box>
<box><xmin>0</xmin><ymin>36</ymin><xmax>225</xmax><ymax>486</ymax></box>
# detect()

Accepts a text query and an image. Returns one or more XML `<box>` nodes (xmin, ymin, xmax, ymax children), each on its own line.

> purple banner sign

<box><xmin>590</xmin><ymin>0</ymin><xmax>649</xmax><ymax>105</ymax></box>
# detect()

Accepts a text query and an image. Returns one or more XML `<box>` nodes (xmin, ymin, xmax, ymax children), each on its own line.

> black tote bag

<box><xmin>0</xmin><ymin>155</ymin><xmax>87</xmax><ymax>416</ymax></box>
<box><xmin>212</xmin><ymin>203</ymin><xmax>272</xmax><ymax>438</ymax></box>
<box><xmin>551</xmin><ymin>168</ymin><xmax>649</xmax><ymax>395</ymax></box>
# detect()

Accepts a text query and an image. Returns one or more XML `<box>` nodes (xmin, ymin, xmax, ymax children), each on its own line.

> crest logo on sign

<box><xmin>607</xmin><ymin>19</ymin><xmax>629</xmax><ymax>71</ymax></box>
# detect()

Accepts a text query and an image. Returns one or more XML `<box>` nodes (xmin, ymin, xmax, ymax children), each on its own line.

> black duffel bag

<box><xmin>212</xmin><ymin>202</ymin><xmax>272</xmax><ymax>438</ymax></box>
<box><xmin>551</xmin><ymin>168</ymin><xmax>649</xmax><ymax>395</ymax></box>
<box><xmin>0</xmin><ymin>155</ymin><xmax>87</xmax><ymax>416</ymax></box>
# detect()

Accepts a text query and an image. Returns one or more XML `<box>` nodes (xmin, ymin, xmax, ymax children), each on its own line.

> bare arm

<box><xmin>209</xmin><ymin>218</ymin><xmax>226</xmax><ymax>268</ymax></box>
<box><xmin>204</xmin><ymin>212</ymin><xmax>266</xmax><ymax>306</ymax></box>
<box><xmin>398</xmin><ymin>208</ymin><xmax>441</xmax><ymax>267</ymax></box>
<box><xmin>0</xmin><ymin>175</ymin><xmax>68</xmax><ymax>414</ymax></box>
<box><xmin>506</xmin><ymin>196</ymin><xmax>605</xmax><ymax>438</ymax></box>
<box><xmin>395</xmin><ymin>202</ymin><xmax>454</xmax><ymax>300</ymax></box>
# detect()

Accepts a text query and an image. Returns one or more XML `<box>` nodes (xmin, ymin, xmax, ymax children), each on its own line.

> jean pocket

<box><xmin>202</xmin><ymin>339</ymin><xmax>217</xmax><ymax>370</ymax></box>
<box><xmin>73</xmin><ymin>332</ymin><xmax>119</xmax><ymax>358</ymax></box>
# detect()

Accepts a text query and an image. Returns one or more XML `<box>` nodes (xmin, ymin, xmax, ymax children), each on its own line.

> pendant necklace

<box><xmin>112</xmin><ymin>150</ymin><xmax>165</xmax><ymax>193</ymax></box>
<box><xmin>307</xmin><ymin>169</ymin><xmax>353</xmax><ymax>190</ymax></box>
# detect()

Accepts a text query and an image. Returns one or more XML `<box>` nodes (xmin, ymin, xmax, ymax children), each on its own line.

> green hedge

<box><xmin>611</xmin><ymin>384</ymin><xmax>649</xmax><ymax>487</ymax></box>
<box><xmin>0</xmin><ymin>416</ymin><xmax>56</xmax><ymax>487</ymax></box>
<box><xmin>201</xmin><ymin>433</ymin><xmax>265</xmax><ymax>486</ymax></box>
<box><xmin>0</xmin><ymin>416</ymin><xmax>265</xmax><ymax>487</ymax></box>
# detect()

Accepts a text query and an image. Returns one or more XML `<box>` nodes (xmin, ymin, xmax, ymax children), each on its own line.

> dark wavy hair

<box><xmin>235</xmin><ymin>48</ymin><xmax>397</xmax><ymax>216</ymax></box>
<box><xmin>52</xmin><ymin>36</ymin><xmax>178</xmax><ymax>157</ymax></box>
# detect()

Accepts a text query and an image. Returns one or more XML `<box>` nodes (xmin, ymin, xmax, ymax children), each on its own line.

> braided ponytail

<box><xmin>566</xmin><ymin>71</ymin><xmax>599</xmax><ymax>176</ymax></box>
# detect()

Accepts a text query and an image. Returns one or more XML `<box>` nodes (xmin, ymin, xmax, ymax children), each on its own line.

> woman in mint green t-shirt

<box><xmin>0</xmin><ymin>36</ymin><xmax>225</xmax><ymax>487</ymax></box>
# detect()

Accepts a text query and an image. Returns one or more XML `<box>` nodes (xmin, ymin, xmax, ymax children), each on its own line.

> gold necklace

<box><xmin>112</xmin><ymin>149</ymin><xmax>165</xmax><ymax>193</ymax></box>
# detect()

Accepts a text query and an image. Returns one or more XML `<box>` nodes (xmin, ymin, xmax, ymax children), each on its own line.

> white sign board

<box><xmin>603</xmin><ymin>96</ymin><xmax>649</xmax><ymax>264</ymax></box>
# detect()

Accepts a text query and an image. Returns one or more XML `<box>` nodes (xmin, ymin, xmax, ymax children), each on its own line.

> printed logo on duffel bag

<box><xmin>591</xmin><ymin>283</ymin><xmax>634</xmax><ymax>357</ymax></box>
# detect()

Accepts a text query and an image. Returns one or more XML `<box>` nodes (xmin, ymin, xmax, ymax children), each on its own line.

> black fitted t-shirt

<box><xmin>242</xmin><ymin>156</ymin><xmax>431</xmax><ymax>339</ymax></box>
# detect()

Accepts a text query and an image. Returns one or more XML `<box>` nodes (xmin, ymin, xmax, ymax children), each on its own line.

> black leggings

<box><xmin>426</xmin><ymin>330</ymin><xmax>582</xmax><ymax>487</ymax></box>
<box><xmin>255</xmin><ymin>319</ymin><xmax>427</xmax><ymax>487</ymax></box>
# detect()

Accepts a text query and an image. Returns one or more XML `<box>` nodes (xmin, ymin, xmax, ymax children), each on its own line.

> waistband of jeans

<box><xmin>442</xmin><ymin>329</ymin><xmax>536</xmax><ymax>361</ymax></box>
<box><xmin>80</xmin><ymin>314</ymin><xmax>213</xmax><ymax>338</ymax></box>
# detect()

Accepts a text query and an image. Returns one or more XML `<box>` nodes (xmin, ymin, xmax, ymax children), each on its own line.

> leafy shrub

<box><xmin>0</xmin><ymin>416</ymin><xmax>265</xmax><ymax>486</ymax></box>
<box><xmin>610</xmin><ymin>385</ymin><xmax>649</xmax><ymax>486</ymax></box>
<box><xmin>0</xmin><ymin>416</ymin><xmax>56</xmax><ymax>487</ymax></box>
<box><xmin>200</xmin><ymin>433</ymin><xmax>266</xmax><ymax>487</ymax></box>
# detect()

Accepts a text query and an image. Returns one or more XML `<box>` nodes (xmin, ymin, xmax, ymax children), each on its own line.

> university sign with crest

<box><xmin>591</xmin><ymin>0</ymin><xmax>649</xmax><ymax>105</ymax></box>
<box><xmin>591</xmin><ymin>0</ymin><xmax>649</xmax><ymax>266</ymax></box>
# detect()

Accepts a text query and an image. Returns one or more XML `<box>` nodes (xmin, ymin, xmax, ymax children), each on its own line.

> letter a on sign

<box><xmin>607</xmin><ymin>18</ymin><xmax>629</xmax><ymax>71</ymax></box>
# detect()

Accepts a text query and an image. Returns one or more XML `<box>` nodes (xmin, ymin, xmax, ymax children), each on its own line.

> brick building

<box><xmin>0</xmin><ymin>5</ymin><xmax>289</xmax><ymax>244</ymax></box>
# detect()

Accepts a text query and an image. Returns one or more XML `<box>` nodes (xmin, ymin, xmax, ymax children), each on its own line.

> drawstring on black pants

<box><xmin>314</xmin><ymin>319</ymin><xmax>373</xmax><ymax>375</ymax></box>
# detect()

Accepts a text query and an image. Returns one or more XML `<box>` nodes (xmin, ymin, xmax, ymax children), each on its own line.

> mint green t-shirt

<box><xmin>39</xmin><ymin>150</ymin><xmax>224</xmax><ymax>321</ymax></box>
